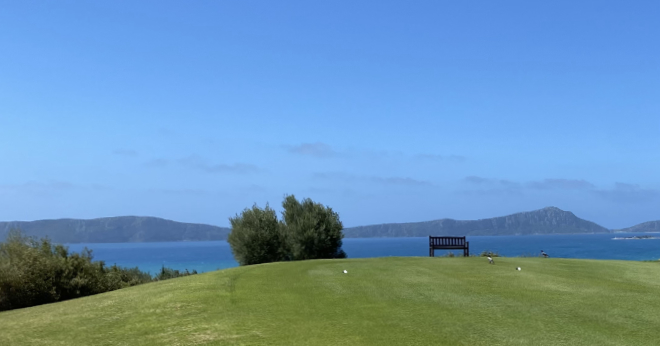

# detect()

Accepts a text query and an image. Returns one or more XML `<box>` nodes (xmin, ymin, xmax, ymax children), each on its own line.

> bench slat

<box><xmin>429</xmin><ymin>236</ymin><xmax>469</xmax><ymax>257</ymax></box>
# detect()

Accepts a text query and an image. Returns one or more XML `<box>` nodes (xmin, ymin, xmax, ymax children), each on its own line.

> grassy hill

<box><xmin>1</xmin><ymin>257</ymin><xmax>659</xmax><ymax>345</ymax></box>
<box><xmin>344</xmin><ymin>206</ymin><xmax>610</xmax><ymax>237</ymax></box>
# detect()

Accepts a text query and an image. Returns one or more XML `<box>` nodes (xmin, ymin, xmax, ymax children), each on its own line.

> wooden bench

<box><xmin>429</xmin><ymin>236</ymin><xmax>469</xmax><ymax>257</ymax></box>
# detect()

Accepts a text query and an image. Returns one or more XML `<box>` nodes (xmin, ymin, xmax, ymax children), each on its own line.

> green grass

<box><xmin>2</xmin><ymin>257</ymin><xmax>660</xmax><ymax>345</ymax></box>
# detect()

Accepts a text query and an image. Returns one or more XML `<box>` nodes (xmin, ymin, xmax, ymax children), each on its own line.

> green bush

<box><xmin>478</xmin><ymin>251</ymin><xmax>501</xmax><ymax>257</ymax></box>
<box><xmin>0</xmin><ymin>230</ymin><xmax>196</xmax><ymax>311</ymax></box>
<box><xmin>154</xmin><ymin>266</ymin><xmax>197</xmax><ymax>281</ymax></box>
<box><xmin>281</xmin><ymin>195</ymin><xmax>346</xmax><ymax>261</ymax></box>
<box><xmin>227</xmin><ymin>204</ymin><xmax>285</xmax><ymax>266</ymax></box>
<box><xmin>227</xmin><ymin>195</ymin><xmax>346</xmax><ymax>266</ymax></box>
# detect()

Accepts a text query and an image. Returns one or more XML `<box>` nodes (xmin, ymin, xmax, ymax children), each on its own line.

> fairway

<box><xmin>1</xmin><ymin>257</ymin><xmax>659</xmax><ymax>346</ymax></box>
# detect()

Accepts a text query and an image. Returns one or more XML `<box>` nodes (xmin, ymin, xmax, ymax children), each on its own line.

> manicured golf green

<box><xmin>1</xmin><ymin>257</ymin><xmax>659</xmax><ymax>345</ymax></box>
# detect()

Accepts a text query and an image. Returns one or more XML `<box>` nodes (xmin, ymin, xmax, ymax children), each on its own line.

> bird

<box><xmin>541</xmin><ymin>250</ymin><xmax>549</xmax><ymax>258</ymax></box>
<box><xmin>487</xmin><ymin>255</ymin><xmax>494</xmax><ymax>264</ymax></box>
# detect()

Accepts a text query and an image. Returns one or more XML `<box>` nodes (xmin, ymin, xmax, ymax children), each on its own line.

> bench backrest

<box><xmin>429</xmin><ymin>236</ymin><xmax>466</xmax><ymax>247</ymax></box>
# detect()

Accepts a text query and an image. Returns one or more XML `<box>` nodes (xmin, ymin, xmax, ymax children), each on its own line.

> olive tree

<box><xmin>227</xmin><ymin>196</ymin><xmax>346</xmax><ymax>265</ymax></box>
<box><xmin>280</xmin><ymin>195</ymin><xmax>346</xmax><ymax>261</ymax></box>
<box><xmin>227</xmin><ymin>204</ymin><xmax>284</xmax><ymax>265</ymax></box>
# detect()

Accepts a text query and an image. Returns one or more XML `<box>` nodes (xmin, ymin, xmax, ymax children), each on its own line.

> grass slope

<box><xmin>1</xmin><ymin>257</ymin><xmax>660</xmax><ymax>346</ymax></box>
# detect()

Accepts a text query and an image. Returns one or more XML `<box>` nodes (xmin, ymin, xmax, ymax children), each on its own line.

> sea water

<box><xmin>65</xmin><ymin>232</ymin><xmax>660</xmax><ymax>275</ymax></box>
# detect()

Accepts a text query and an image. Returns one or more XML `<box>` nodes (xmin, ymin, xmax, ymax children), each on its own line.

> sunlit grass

<box><xmin>2</xmin><ymin>257</ymin><xmax>660</xmax><ymax>345</ymax></box>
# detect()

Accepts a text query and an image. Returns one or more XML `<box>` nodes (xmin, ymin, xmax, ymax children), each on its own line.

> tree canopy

<box><xmin>227</xmin><ymin>195</ymin><xmax>346</xmax><ymax>265</ymax></box>
<box><xmin>227</xmin><ymin>204</ymin><xmax>284</xmax><ymax>266</ymax></box>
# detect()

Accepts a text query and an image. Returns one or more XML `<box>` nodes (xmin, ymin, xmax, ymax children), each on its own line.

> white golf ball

<box><xmin>516</xmin><ymin>267</ymin><xmax>521</xmax><ymax>271</ymax></box>
<box><xmin>343</xmin><ymin>270</ymin><xmax>348</xmax><ymax>274</ymax></box>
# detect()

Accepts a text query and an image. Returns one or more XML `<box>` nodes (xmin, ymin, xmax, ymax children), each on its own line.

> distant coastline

<box><xmin>1</xmin><ymin>207</ymin><xmax>659</xmax><ymax>243</ymax></box>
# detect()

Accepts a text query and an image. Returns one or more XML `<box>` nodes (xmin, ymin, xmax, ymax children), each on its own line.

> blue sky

<box><xmin>1</xmin><ymin>1</ymin><xmax>658</xmax><ymax>229</ymax></box>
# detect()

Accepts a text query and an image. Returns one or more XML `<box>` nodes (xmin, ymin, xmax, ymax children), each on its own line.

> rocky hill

<box><xmin>343</xmin><ymin>207</ymin><xmax>610</xmax><ymax>238</ymax></box>
<box><xmin>0</xmin><ymin>216</ymin><xmax>231</xmax><ymax>243</ymax></box>
<box><xmin>615</xmin><ymin>220</ymin><xmax>660</xmax><ymax>233</ymax></box>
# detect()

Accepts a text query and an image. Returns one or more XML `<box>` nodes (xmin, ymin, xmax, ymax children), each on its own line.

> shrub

<box><xmin>0</xmin><ymin>230</ymin><xmax>195</xmax><ymax>311</ymax></box>
<box><xmin>155</xmin><ymin>266</ymin><xmax>196</xmax><ymax>281</ymax></box>
<box><xmin>280</xmin><ymin>195</ymin><xmax>346</xmax><ymax>261</ymax></box>
<box><xmin>227</xmin><ymin>195</ymin><xmax>346</xmax><ymax>265</ymax></box>
<box><xmin>227</xmin><ymin>204</ymin><xmax>285</xmax><ymax>266</ymax></box>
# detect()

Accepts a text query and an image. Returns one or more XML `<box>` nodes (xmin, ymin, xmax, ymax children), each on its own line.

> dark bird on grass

<box><xmin>541</xmin><ymin>250</ymin><xmax>549</xmax><ymax>258</ymax></box>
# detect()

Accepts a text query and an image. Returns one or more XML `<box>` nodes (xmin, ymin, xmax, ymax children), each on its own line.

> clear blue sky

<box><xmin>1</xmin><ymin>1</ymin><xmax>658</xmax><ymax>229</ymax></box>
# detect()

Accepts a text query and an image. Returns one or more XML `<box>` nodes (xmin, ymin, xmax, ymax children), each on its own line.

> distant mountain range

<box><xmin>0</xmin><ymin>207</ymin><xmax>657</xmax><ymax>243</ymax></box>
<box><xmin>0</xmin><ymin>217</ymin><xmax>230</xmax><ymax>243</ymax></box>
<box><xmin>343</xmin><ymin>207</ymin><xmax>609</xmax><ymax>237</ymax></box>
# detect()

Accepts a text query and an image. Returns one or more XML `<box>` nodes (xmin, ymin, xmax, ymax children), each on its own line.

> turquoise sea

<box><xmin>66</xmin><ymin>232</ymin><xmax>660</xmax><ymax>275</ymax></box>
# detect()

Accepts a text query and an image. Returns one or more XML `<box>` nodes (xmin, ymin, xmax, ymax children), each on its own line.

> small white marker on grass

<box><xmin>516</xmin><ymin>267</ymin><xmax>521</xmax><ymax>271</ymax></box>
<box><xmin>343</xmin><ymin>270</ymin><xmax>348</xmax><ymax>274</ymax></box>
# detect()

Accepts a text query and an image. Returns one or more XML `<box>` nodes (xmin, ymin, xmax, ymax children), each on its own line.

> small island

<box><xmin>612</xmin><ymin>235</ymin><xmax>660</xmax><ymax>240</ymax></box>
